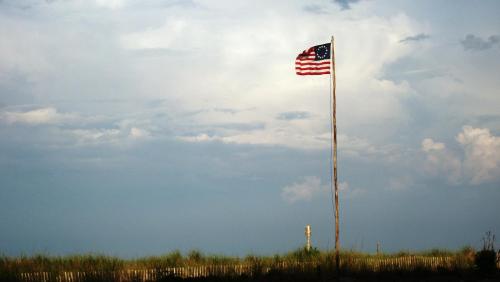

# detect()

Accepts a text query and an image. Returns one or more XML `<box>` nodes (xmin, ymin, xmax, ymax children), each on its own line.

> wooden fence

<box><xmin>17</xmin><ymin>256</ymin><xmax>498</xmax><ymax>282</ymax></box>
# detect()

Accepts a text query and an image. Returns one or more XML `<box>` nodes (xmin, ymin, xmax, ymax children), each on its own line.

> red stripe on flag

<box><xmin>295</xmin><ymin>61</ymin><xmax>330</xmax><ymax>66</ymax></box>
<box><xmin>296</xmin><ymin>71</ymin><xmax>331</xmax><ymax>75</ymax></box>
<box><xmin>296</xmin><ymin>56</ymin><xmax>316</xmax><ymax>61</ymax></box>
<box><xmin>295</xmin><ymin>66</ymin><xmax>331</xmax><ymax>71</ymax></box>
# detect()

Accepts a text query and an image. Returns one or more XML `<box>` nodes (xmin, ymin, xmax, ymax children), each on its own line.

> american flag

<box><xmin>295</xmin><ymin>43</ymin><xmax>332</xmax><ymax>75</ymax></box>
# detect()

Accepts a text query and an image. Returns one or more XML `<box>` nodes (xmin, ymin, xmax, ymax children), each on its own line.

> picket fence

<box><xmin>17</xmin><ymin>256</ymin><xmax>494</xmax><ymax>282</ymax></box>
<box><xmin>20</xmin><ymin>264</ymin><xmax>254</xmax><ymax>282</ymax></box>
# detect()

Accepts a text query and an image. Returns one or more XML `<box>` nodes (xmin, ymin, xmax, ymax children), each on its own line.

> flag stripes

<box><xmin>295</xmin><ymin>44</ymin><xmax>332</xmax><ymax>76</ymax></box>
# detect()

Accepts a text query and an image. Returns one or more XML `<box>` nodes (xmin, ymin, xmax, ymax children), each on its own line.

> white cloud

<box><xmin>0</xmin><ymin>106</ymin><xmax>155</xmax><ymax>146</ymax></box>
<box><xmin>0</xmin><ymin>17</ymin><xmax>53</xmax><ymax>81</ymax></box>
<box><xmin>66</xmin><ymin>122</ymin><xmax>154</xmax><ymax>146</ymax></box>
<box><xmin>177</xmin><ymin>133</ymin><xmax>226</xmax><ymax>143</ymax></box>
<box><xmin>339</xmin><ymin>181</ymin><xmax>367</xmax><ymax>198</ymax></box>
<box><xmin>281</xmin><ymin>177</ymin><xmax>365</xmax><ymax>203</ymax></box>
<box><xmin>421</xmin><ymin>138</ymin><xmax>445</xmax><ymax>152</ymax></box>
<box><xmin>117</xmin><ymin>6</ymin><xmax>419</xmax><ymax>151</ymax></box>
<box><xmin>339</xmin><ymin>181</ymin><xmax>349</xmax><ymax>191</ymax></box>
<box><xmin>95</xmin><ymin>0</ymin><xmax>124</xmax><ymax>9</ymax></box>
<box><xmin>0</xmin><ymin>1</ymin><xmax>429</xmax><ymax>154</ymax></box>
<box><xmin>129</xmin><ymin>127</ymin><xmax>151</xmax><ymax>139</ymax></box>
<box><xmin>0</xmin><ymin>107</ymin><xmax>77</xmax><ymax>125</ymax></box>
<box><xmin>121</xmin><ymin>18</ymin><xmax>188</xmax><ymax>50</ymax></box>
<box><xmin>421</xmin><ymin>126</ymin><xmax>500</xmax><ymax>185</ymax></box>
<box><xmin>457</xmin><ymin>126</ymin><xmax>500</xmax><ymax>185</ymax></box>
<box><xmin>69</xmin><ymin>128</ymin><xmax>121</xmax><ymax>146</ymax></box>
<box><xmin>281</xmin><ymin>176</ymin><xmax>326</xmax><ymax>203</ymax></box>
<box><xmin>421</xmin><ymin>137</ymin><xmax>462</xmax><ymax>184</ymax></box>
<box><xmin>1</xmin><ymin>1</ymin><xmax>498</xmax><ymax>177</ymax></box>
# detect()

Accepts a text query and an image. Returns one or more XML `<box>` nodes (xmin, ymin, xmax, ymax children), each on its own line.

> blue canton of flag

<box><xmin>313</xmin><ymin>43</ymin><xmax>331</xmax><ymax>61</ymax></box>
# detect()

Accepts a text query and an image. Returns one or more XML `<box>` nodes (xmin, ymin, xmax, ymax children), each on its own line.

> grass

<box><xmin>0</xmin><ymin>247</ymin><xmax>497</xmax><ymax>281</ymax></box>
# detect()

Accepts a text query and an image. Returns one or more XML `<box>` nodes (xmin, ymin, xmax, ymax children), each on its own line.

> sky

<box><xmin>0</xmin><ymin>0</ymin><xmax>499</xmax><ymax>258</ymax></box>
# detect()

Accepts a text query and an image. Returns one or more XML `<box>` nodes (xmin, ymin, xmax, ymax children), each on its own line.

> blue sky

<box><xmin>1</xmin><ymin>0</ymin><xmax>499</xmax><ymax>257</ymax></box>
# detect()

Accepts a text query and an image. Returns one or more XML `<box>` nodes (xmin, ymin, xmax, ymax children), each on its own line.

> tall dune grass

<box><xmin>0</xmin><ymin>247</ymin><xmax>489</xmax><ymax>281</ymax></box>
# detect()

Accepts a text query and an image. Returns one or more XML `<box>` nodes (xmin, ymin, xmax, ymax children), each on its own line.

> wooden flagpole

<box><xmin>330</xmin><ymin>35</ymin><xmax>340</xmax><ymax>273</ymax></box>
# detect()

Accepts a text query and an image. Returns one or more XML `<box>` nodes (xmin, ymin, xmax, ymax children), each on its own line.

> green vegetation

<box><xmin>0</xmin><ymin>247</ymin><xmax>498</xmax><ymax>281</ymax></box>
<box><xmin>475</xmin><ymin>231</ymin><xmax>498</xmax><ymax>273</ymax></box>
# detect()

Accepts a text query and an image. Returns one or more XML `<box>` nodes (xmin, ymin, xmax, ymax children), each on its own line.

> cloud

<box><xmin>421</xmin><ymin>138</ymin><xmax>445</xmax><ymax>152</ymax></box>
<box><xmin>38</xmin><ymin>3</ymin><xmax>416</xmax><ymax>151</ymax></box>
<box><xmin>129</xmin><ymin>127</ymin><xmax>151</xmax><ymax>139</ymax></box>
<box><xmin>338</xmin><ymin>181</ymin><xmax>366</xmax><ymax>198</ymax></box>
<box><xmin>95</xmin><ymin>0</ymin><xmax>124</xmax><ymax>9</ymax></box>
<box><xmin>276</xmin><ymin>111</ymin><xmax>311</xmax><ymax>121</ymax></box>
<box><xmin>281</xmin><ymin>176</ymin><xmax>326</xmax><ymax>203</ymax></box>
<box><xmin>457</xmin><ymin>126</ymin><xmax>500</xmax><ymax>184</ymax></box>
<box><xmin>281</xmin><ymin>178</ymin><xmax>364</xmax><ymax>204</ymax></box>
<box><xmin>128</xmin><ymin>48</ymin><xmax>180</xmax><ymax>57</ymax></box>
<box><xmin>69</xmin><ymin>128</ymin><xmax>122</xmax><ymax>146</ymax></box>
<box><xmin>380</xmin><ymin>56</ymin><xmax>445</xmax><ymax>83</ymax></box>
<box><xmin>0</xmin><ymin>106</ymin><xmax>155</xmax><ymax>147</ymax></box>
<box><xmin>13</xmin><ymin>0</ymin><xmax>127</xmax><ymax>9</ymax></box>
<box><xmin>213</xmin><ymin>122</ymin><xmax>265</xmax><ymax>132</ymax></box>
<box><xmin>399</xmin><ymin>33</ymin><xmax>430</xmax><ymax>43</ymax></box>
<box><xmin>0</xmin><ymin>0</ymin><xmax>464</xmax><ymax>156</ymax></box>
<box><xmin>120</xmin><ymin>17</ymin><xmax>189</xmax><ymax>51</ymax></box>
<box><xmin>175</xmin><ymin>122</ymin><xmax>395</xmax><ymax>154</ymax></box>
<box><xmin>0</xmin><ymin>0</ymin><xmax>57</xmax><ymax>10</ymax></box>
<box><xmin>333</xmin><ymin>0</ymin><xmax>360</xmax><ymax>10</ymax></box>
<box><xmin>461</xmin><ymin>34</ymin><xmax>500</xmax><ymax>51</ymax></box>
<box><xmin>303</xmin><ymin>5</ymin><xmax>327</xmax><ymax>14</ymax></box>
<box><xmin>337</xmin><ymin>134</ymin><xmax>400</xmax><ymax>160</ymax></box>
<box><xmin>421</xmin><ymin>138</ymin><xmax>462</xmax><ymax>184</ymax></box>
<box><xmin>67</xmin><ymin>124</ymin><xmax>153</xmax><ymax>146</ymax></box>
<box><xmin>177</xmin><ymin>133</ymin><xmax>225</xmax><ymax>143</ymax></box>
<box><xmin>387</xmin><ymin>175</ymin><xmax>413</xmax><ymax>191</ymax></box>
<box><xmin>213</xmin><ymin>108</ymin><xmax>242</xmax><ymax>115</ymax></box>
<box><xmin>0</xmin><ymin>107</ymin><xmax>77</xmax><ymax>125</ymax></box>
<box><xmin>339</xmin><ymin>181</ymin><xmax>349</xmax><ymax>191</ymax></box>
<box><xmin>421</xmin><ymin>126</ymin><xmax>500</xmax><ymax>185</ymax></box>
<box><xmin>174</xmin><ymin>120</ymin><xmax>266</xmax><ymax>145</ymax></box>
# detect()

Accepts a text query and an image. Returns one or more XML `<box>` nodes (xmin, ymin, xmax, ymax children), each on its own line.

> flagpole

<box><xmin>330</xmin><ymin>35</ymin><xmax>340</xmax><ymax>274</ymax></box>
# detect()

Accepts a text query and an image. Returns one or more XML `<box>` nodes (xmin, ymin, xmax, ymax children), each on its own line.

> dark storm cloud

<box><xmin>333</xmin><ymin>0</ymin><xmax>360</xmax><ymax>10</ymax></box>
<box><xmin>399</xmin><ymin>33</ymin><xmax>430</xmax><ymax>43</ymax></box>
<box><xmin>461</xmin><ymin>34</ymin><xmax>500</xmax><ymax>51</ymax></box>
<box><xmin>276</xmin><ymin>111</ymin><xmax>311</xmax><ymax>121</ymax></box>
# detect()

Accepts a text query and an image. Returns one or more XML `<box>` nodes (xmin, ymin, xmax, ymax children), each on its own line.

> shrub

<box><xmin>287</xmin><ymin>247</ymin><xmax>321</xmax><ymax>261</ymax></box>
<box><xmin>475</xmin><ymin>231</ymin><xmax>497</xmax><ymax>273</ymax></box>
<box><xmin>187</xmin><ymin>250</ymin><xmax>204</xmax><ymax>264</ymax></box>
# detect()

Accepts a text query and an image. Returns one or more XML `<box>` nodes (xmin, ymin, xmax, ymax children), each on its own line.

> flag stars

<box><xmin>316</xmin><ymin>46</ymin><xmax>328</xmax><ymax>59</ymax></box>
